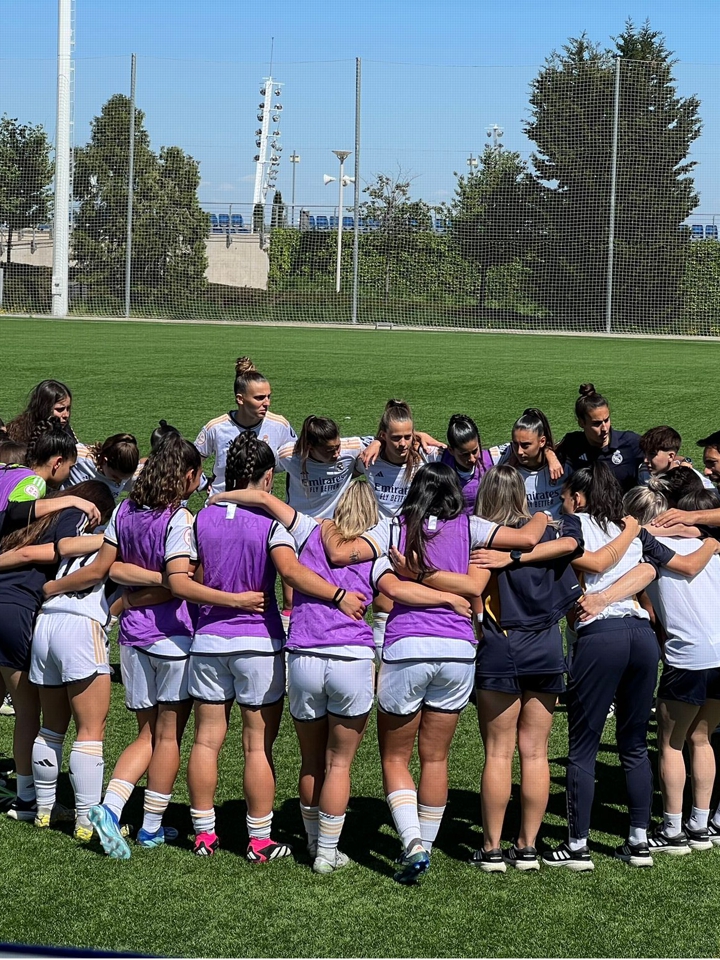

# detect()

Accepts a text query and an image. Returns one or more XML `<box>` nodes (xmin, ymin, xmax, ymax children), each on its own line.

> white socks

<box><xmin>69</xmin><ymin>740</ymin><xmax>104</xmax><ymax>825</ymax></box>
<box><xmin>663</xmin><ymin>811</ymin><xmax>683</xmax><ymax>837</ymax></box>
<box><xmin>300</xmin><ymin>803</ymin><xmax>319</xmax><ymax>846</ymax></box>
<box><xmin>628</xmin><ymin>825</ymin><xmax>647</xmax><ymax>845</ymax></box>
<box><xmin>317</xmin><ymin>812</ymin><xmax>345</xmax><ymax>858</ymax></box>
<box><xmin>142</xmin><ymin>790</ymin><xmax>171</xmax><ymax>835</ymax></box>
<box><xmin>32</xmin><ymin>728</ymin><xmax>64</xmax><ymax>810</ymax></box>
<box><xmin>418</xmin><ymin>803</ymin><xmax>445</xmax><ymax>853</ymax></box>
<box><xmin>686</xmin><ymin>806</ymin><xmax>710</xmax><ymax>832</ymax></box>
<box><xmin>247</xmin><ymin>811</ymin><xmax>273</xmax><ymax>840</ymax></box>
<box><xmin>373</xmin><ymin>613</ymin><xmax>388</xmax><ymax>661</ymax></box>
<box><xmin>191</xmin><ymin>807</ymin><xmax>216</xmax><ymax>835</ymax></box>
<box><xmin>103</xmin><ymin>778</ymin><xmax>134</xmax><ymax>820</ymax></box>
<box><xmin>568</xmin><ymin>836</ymin><xmax>588</xmax><ymax>852</ymax></box>
<box><xmin>387</xmin><ymin>789</ymin><xmax>421</xmax><ymax>850</ymax></box>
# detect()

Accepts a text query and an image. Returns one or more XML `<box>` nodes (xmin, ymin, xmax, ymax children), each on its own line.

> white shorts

<box><xmin>287</xmin><ymin>653</ymin><xmax>375</xmax><ymax>721</ymax></box>
<box><xmin>29</xmin><ymin>611</ymin><xmax>111</xmax><ymax>687</ymax></box>
<box><xmin>377</xmin><ymin>659</ymin><xmax>475</xmax><ymax>716</ymax></box>
<box><xmin>188</xmin><ymin>652</ymin><xmax>285</xmax><ymax>707</ymax></box>
<box><xmin>119</xmin><ymin>643</ymin><xmax>190</xmax><ymax>710</ymax></box>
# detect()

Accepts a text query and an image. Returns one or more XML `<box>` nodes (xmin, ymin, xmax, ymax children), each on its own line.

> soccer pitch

<box><xmin>1</xmin><ymin>317</ymin><xmax>720</xmax><ymax>959</ymax></box>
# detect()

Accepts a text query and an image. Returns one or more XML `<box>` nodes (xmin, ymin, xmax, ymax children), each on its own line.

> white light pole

<box><xmin>325</xmin><ymin>150</ymin><xmax>353</xmax><ymax>294</ymax></box>
<box><xmin>52</xmin><ymin>0</ymin><xmax>73</xmax><ymax>317</ymax></box>
<box><xmin>466</xmin><ymin>153</ymin><xmax>478</xmax><ymax>172</ymax></box>
<box><xmin>290</xmin><ymin>151</ymin><xmax>300</xmax><ymax>226</ymax></box>
<box><xmin>486</xmin><ymin>124</ymin><xmax>504</xmax><ymax>154</ymax></box>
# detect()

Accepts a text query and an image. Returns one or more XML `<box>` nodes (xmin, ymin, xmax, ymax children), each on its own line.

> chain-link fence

<box><xmin>1</xmin><ymin>54</ymin><xmax>718</xmax><ymax>335</ymax></box>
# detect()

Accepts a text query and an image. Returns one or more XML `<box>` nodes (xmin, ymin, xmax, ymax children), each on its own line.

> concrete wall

<box><xmin>3</xmin><ymin>231</ymin><xmax>269</xmax><ymax>291</ymax></box>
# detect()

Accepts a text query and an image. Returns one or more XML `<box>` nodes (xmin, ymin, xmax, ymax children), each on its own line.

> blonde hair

<box><xmin>332</xmin><ymin>479</ymin><xmax>379</xmax><ymax>541</ymax></box>
<box><xmin>622</xmin><ymin>486</ymin><xmax>668</xmax><ymax>526</ymax></box>
<box><xmin>474</xmin><ymin>465</ymin><xmax>532</xmax><ymax>527</ymax></box>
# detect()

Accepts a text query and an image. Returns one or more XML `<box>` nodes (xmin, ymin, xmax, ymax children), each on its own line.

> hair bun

<box><xmin>159</xmin><ymin>419</ymin><xmax>167</xmax><ymax>428</ymax></box>
<box><xmin>578</xmin><ymin>383</ymin><xmax>597</xmax><ymax>397</ymax></box>
<box><xmin>235</xmin><ymin>356</ymin><xmax>257</xmax><ymax>375</ymax></box>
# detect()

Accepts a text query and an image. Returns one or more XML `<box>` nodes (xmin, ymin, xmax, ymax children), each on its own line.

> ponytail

<box><xmin>131</xmin><ymin>434</ymin><xmax>201</xmax><ymax>510</ymax></box>
<box><xmin>512</xmin><ymin>407</ymin><xmax>556</xmax><ymax>463</ymax></box>
<box><xmin>234</xmin><ymin>356</ymin><xmax>269</xmax><ymax>396</ymax></box>
<box><xmin>575</xmin><ymin>383</ymin><xmax>609</xmax><ymax>423</ymax></box>
<box><xmin>150</xmin><ymin>419</ymin><xmax>180</xmax><ymax>453</ymax></box>
<box><xmin>90</xmin><ymin>433</ymin><xmax>139</xmax><ymax>476</ymax></box>
<box><xmin>25</xmin><ymin>417</ymin><xmax>77</xmax><ymax>469</ymax></box>
<box><xmin>294</xmin><ymin>416</ymin><xmax>340</xmax><ymax>487</ymax></box>
<box><xmin>225</xmin><ymin>432</ymin><xmax>275</xmax><ymax>491</ymax></box>
<box><xmin>562</xmin><ymin>461</ymin><xmax>624</xmax><ymax>533</ymax></box>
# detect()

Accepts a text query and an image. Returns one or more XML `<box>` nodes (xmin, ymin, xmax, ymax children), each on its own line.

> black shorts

<box><xmin>0</xmin><ymin>603</ymin><xmax>36</xmax><ymax>672</ymax></box>
<box><xmin>657</xmin><ymin>662</ymin><xmax>720</xmax><ymax>707</ymax></box>
<box><xmin>475</xmin><ymin>672</ymin><xmax>566</xmax><ymax>696</ymax></box>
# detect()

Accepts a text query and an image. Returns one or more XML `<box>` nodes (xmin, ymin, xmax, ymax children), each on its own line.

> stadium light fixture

<box><xmin>327</xmin><ymin>150</ymin><xmax>352</xmax><ymax>294</ymax></box>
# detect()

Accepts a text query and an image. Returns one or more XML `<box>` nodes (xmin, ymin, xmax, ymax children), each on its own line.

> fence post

<box><xmin>605</xmin><ymin>56</ymin><xmax>621</xmax><ymax>334</ymax></box>
<box><xmin>351</xmin><ymin>57</ymin><xmax>361</xmax><ymax>325</ymax></box>
<box><xmin>124</xmin><ymin>53</ymin><xmax>137</xmax><ymax>319</ymax></box>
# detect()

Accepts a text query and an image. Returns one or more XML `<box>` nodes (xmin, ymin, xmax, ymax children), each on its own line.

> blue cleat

<box><xmin>393</xmin><ymin>841</ymin><xmax>430</xmax><ymax>885</ymax></box>
<box><xmin>136</xmin><ymin>825</ymin><xmax>179</xmax><ymax>848</ymax></box>
<box><xmin>88</xmin><ymin>804</ymin><xmax>131</xmax><ymax>859</ymax></box>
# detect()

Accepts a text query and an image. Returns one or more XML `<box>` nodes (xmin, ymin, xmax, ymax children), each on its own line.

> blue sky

<box><xmin>2</xmin><ymin>0</ymin><xmax>719</xmax><ymax>218</ymax></box>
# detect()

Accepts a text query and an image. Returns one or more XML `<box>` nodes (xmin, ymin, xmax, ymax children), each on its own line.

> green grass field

<box><xmin>1</xmin><ymin>317</ymin><xmax>720</xmax><ymax>959</ymax></box>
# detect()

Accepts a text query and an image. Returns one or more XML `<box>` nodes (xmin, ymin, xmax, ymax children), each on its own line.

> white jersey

<box><xmin>42</xmin><ymin>541</ymin><xmax>111</xmax><ymax>625</ymax></box>
<box><xmin>645</xmin><ymin>537</ymin><xmax>720</xmax><ymax>670</ymax></box>
<box><xmin>356</xmin><ymin>447</ymin><xmax>443</xmax><ymax>518</ymax></box>
<box><xmin>63</xmin><ymin>446</ymin><xmax>138</xmax><ymax>500</ymax></box>
<box><xmin>194</xmin><ymin>411</ymin><xmax>297</xmax><ymax>494</ymax></box>
<box><xmin>495</xmin><ymin>446</ymin><xmax>572</xmax><ymax>518</ymax></box>
<box><xmin>280</xmin><ymin>436</ymin><xmax>373</xmax><ymax>519</ymax></box>
<box><xmin>574</xmin><ymin>514</ymin><xmax>648</xmax><ymax>627</ymax></box>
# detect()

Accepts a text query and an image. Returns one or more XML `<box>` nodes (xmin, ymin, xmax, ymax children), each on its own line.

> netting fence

<box><xmin>1</xmin><ymin>54</ymin><xmax>719</xmax><ymax>335</ymax></box>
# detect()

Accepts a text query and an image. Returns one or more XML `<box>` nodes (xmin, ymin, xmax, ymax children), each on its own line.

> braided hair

<box><xmin>25</xmin><ymin>417</ymin><xmax>77</xmax><ymax>470</ymax></box>
<box><xmin>225</xmin><ymin>431</ymin><xmax>275</xmax><ymax>491</ymax></box>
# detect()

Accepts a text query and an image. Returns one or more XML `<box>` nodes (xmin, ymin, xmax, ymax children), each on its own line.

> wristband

<box><xmin>332</xmin><ymin>588</ymin><xmax>346</xmax><ymax>607</ymax></box>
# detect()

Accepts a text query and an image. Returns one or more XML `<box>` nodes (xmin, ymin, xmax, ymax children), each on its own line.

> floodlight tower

<box><xmin>252</xmin><ymin>76</ymin><xmax>283</xmax><ymax>225</ymax></box>
<box><xmin>486</xmin><ymin>124</ymin><xmax>504</xmax><ymax>155</ymax></box>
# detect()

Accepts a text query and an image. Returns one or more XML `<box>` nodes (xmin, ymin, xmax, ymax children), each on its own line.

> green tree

<box><xmin>359</xmin><ymin>169</ymin><xmax>433</xmax><ymax>299</ymax></box>
<box><xmin>271</xmin><ymin>190</ymin><xmax>286</xmax><ymax>229</ymax></box>
<box><xmin>450</xmin><ymin>145</ymin><xmax>540</xmax><ymax>312</ymax></box>
<box><xmin>525</xmin><ymin>21</ymin><xmax>701</xmax><ymax>329</ymax></box>
<box><xmin>72</xmin><ymin>94</ymin><xmax>208</xmax><ymax>306</ymax></box>
<box><xmin>0</xmin><ymin>116</ymin><xmax>53</xmax><ymax>264</ymax></box>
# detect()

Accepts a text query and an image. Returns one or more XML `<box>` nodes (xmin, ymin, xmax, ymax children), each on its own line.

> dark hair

<box><xmin>512</xmin><ymin>407</ymin><xmax>555</xmax><ymax>463</ymax></box>
<box><xmin>446</xmin><ymin>413</ymin><xmax>488</xmax><ymax>476</ymax></box>
<box><xmin>562</xmin><ymin>460</ymin><xmax>624</xmax><ymax>533</ymax></box>
<box><xmin>575</xmin><ymin>383</ymin><xmax>610</xmax><ymax>423</ymax></box>
<box><xmin>131</xmin><ymin>434</ymin><xmax>201</xmax><ymax>510</ymax></box>
<box><xmin>400</xmin><ymin>462</ymin><xmax>464</xmax><ymax>577</ymax></box>
<box><xmin>0</xmin><ymin>418</ymin><xmax>6</xmax><ymax>438</ymax></box>
<box><xmin>150</xmin><ymin>420</ymin><xmax>180</xmax><ymax>453</ymax></box>
<box><xmin>648</xmin><ymin>466</ymin><xmax>704</xmax><ymax>506</ymax></box>
<box><xmin>378</xmin><ymin>399</ymin><xmax>419</xmax><ymax>480</ymax></box>
<box><xmin>640</xmin><ymin>426</ymin><xmax>682</xmax><ymax>456</ymax></box>
<box><xmin>0</xmin><ymin>480</ymin><xmax>115</xmax><ymax>552</ymax></box>
<box><xmin>25</xmin><ymin>418</ymin><xmax>77</xmax><ymax>470</ymax></box>
<box><xmin>225</xmin><ymin>432</ymin><xmax>276</xmax><ymax>492</ymax></box>
<box><xmin>293</xmin><ymin>416</ymin><xmax>340</xmax><ymax>486</ymax></box>
<box><xmin>697</xmin><ymin>430</ymin><xmax>720</xmax><ymax>450</ymax></box>
<box><xmin>6</xmin><ymin>379</ymin><xmax>74</xmax><ymax>443</ymax></box>
<box><xmin>234</xmin><ymin>356</ymin><xmax>269</xmax><ymax>397</ymax></box>
<box><xmin>89</xmin><ymin>433</ymin><xmax>139</xmax><ymax>476</ymax></box>
<box><xmin>0</xmin><ymin>440</ymin><xmax>28</xmax><ymax>465</ymax></box>
<box><xmin>678</xmin><ymin>490</ymin><xmax>719</xmax><ymax>512</ymax></box>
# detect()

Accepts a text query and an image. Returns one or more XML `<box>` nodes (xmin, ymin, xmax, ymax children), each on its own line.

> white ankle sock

<box><xmin>103</xmin><ymin>778</ymin><xmax>134</xmax><ymax>820</ymax></box>
<box><xmin>686</xmin><ymin>806</ymin><xmax>710</xmax><ymax>832</ymax></box>
<box><xmin>142</xmin><ymin>790</ymin><xmax>171</xmax><ymax>834</ymax></box>
<box><xmin>628</xmin><ymin>825</ymin><xmax>647</xmax><ymax>845</ymax></box>
<box><xmin>317</xmin><ymin>811</ymin><xmax>345</xmax><ymax>857</ymax></box>
<box><xmin>32</xmin><ymin>728</ymin><xmax>64</xmax><ymax>810</ymax></box>
<box><xmin>418</xmin><ymin>803</ymin><xmax>445</xmax><ymax>853</ymax></box>
<box><xmin>16</xmin><ymin>773</ymin><xmax>36</xmax><ymax>803</ymax></box>
<box><xmin>568</xmin><ymin>836</ymin><xmax>587</xmax><ymax>852</ymax></box>
<box><xmin>663</xmin><ymin>811</ymin><xmax>683</xmax><ymax>837</ymax></box>
<box><xmin>247</xmin><ymin>811</ymin><xmax>273</xmax><ymax>840</ymax></box>
<box><xmin>69</xmin><ymin>741</ymin><xmax>104</xmax><ymax>822</ymax></box>
<box><xmin>191</xmin><ymin>807</ymin><xmax>216</xmax><ymax>835</ymax></box>
<box><xmin>387</xmin><ymin>789</ymin><xmax>421</xmax><ymax>850</ymax></box>
<box><xmin>300</xmin><ymin>803</ymin><xmax>319</xmax><ymax>845</ymax></box>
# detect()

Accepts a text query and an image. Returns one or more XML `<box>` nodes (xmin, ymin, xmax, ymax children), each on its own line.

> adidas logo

<box><xmin>376</xmin><ymin>471</ymin><xmax>384</xmax><ymax>477</ymax></box>
<box><xmin>34</xmin><ymin>759</ymin><xmax>54</xmax><ymax>767</ymax></box>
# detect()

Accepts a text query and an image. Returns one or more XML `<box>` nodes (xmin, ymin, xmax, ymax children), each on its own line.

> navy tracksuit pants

<box><xmin>565</xmin><ymin>616</ymin><xmax>659</xmax><ymax>840</ymax></box>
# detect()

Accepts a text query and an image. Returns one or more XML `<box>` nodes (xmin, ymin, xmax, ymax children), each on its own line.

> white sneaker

<box><xmin>0</xmin><ymin>694</ymin><xmax>14</xmax><ymax>717</ymax></box>
<box><xmin>312</xmin><ymin>849</ymin><xmax>350</xmax><ymax>875</ymax></box>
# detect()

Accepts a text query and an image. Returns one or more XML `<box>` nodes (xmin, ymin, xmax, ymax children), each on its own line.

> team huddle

<box><xmin>1</xmin><ymin>358</ymin><xmax>720</xmax><ymax>883</ymax></box>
